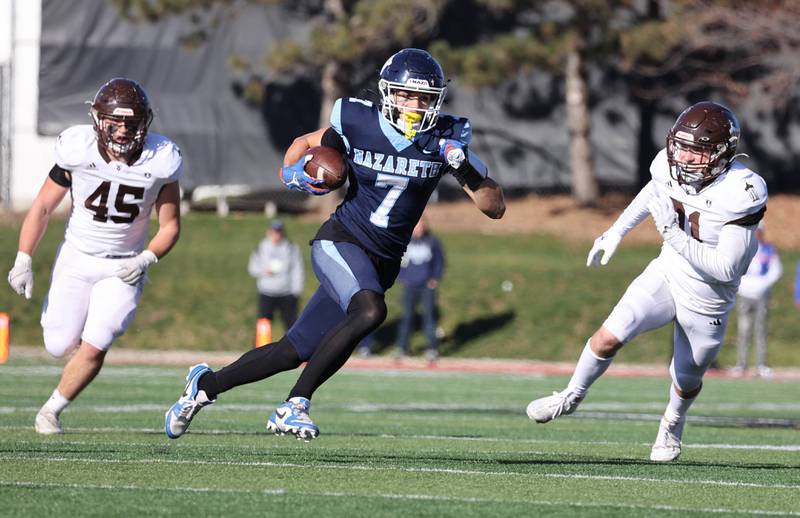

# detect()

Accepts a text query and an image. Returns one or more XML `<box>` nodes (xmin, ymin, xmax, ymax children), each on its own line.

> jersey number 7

<box><xmin>369</xmin><ymin>173</ymin><xmax>409</xmax><ymax>228</ymax></box>
<box><xmin>85</xmin><ymin>181</ymin><xmax>145</xmax><ymax>224</ymax></box>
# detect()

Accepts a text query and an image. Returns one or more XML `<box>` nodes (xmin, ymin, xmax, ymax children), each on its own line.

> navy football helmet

<box><xmin>378</xmin><ymin>48</ymin><xmax>447</xmax><ymax>136</ymax></box>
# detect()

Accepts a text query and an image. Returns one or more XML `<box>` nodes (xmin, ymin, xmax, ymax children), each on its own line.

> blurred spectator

<box><xmin>795</xmin><ymin>259</ymin><xmax>800</xmax><ymax>311</ymax></box>
<box><xmin>248</xmin><ymin>219</ymin><xmax>304</xmax><ymax>330</ymax></box>
<box><xmin>394</xmin><ymin>219</ymin><xmax>445</xmax><ymax>361</ymax></box>
<box><xmin>734</xmin><ymin>222</ymin><xmax>782</xmax><ymax>377</ymax></box>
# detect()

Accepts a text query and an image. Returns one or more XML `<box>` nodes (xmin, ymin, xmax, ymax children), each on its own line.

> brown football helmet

<box><xmin>666</xmin><ymin>101</ymin><xmax>740</xmax><ymax>186</ymax></box>
<box><xmin>89</xmin><ymin>78</ymin><xmax>154</xmax><ymax>158</ymax></box>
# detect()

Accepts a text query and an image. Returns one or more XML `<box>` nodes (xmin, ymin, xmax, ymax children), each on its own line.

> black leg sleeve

<box><xmin>199</xmin><ymin>336</ymin><xmax>302</xmax><ymax>398</ymax></box>
<box><xmin>288</xmin><ymin>290</ymin><xmax>387</xmax><ymax>400</ymax></box>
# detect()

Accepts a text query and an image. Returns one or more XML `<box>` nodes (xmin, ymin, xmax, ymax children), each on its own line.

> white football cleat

<box><xmin>526</xmin><ymin>389</ymin><xmax>583</xmax><ymax>423</ymax></box>
<box><xmin>34</xmin><ymin>407</ymin><xmax>63</xmax><ymax>435</ymax></box>
<box><xmin>650</xmin><ymin>417</ymin><xmax>685</xmax><ymax>462</ymax></box>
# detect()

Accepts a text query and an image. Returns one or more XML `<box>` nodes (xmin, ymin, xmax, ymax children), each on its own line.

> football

<box><xmin>304</xmin><ymin>146</ymin><xmax>347</xmax><ymax>190</ymax></box>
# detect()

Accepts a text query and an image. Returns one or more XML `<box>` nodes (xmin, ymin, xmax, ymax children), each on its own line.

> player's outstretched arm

<box><xmin>8</xmin><ymin>177</ymin><xmax>69</xmax><ymax>298</ymax></box>
<box><xmin>116</xmin><ymin>181</ymin><xmax>181</xmax><ymax>285</ymax></box>
<box><xmin>148</xmin><ymin>181</ymin><xmax>182</xmax><ymax>258</ymax></box>
<box><xmin>587</xmin><ymin>180</ymin><xmax>656</xmax><ymax>267</ymax></box>
<box><xmin>464</xmin><ymin>177</ymin><xmax>505</xmax><ymax>219</ymax></box>
<box><xmin>17</xmin><ymin>177</ymin><xmax>70</xmax><ymax>256</ymax></box>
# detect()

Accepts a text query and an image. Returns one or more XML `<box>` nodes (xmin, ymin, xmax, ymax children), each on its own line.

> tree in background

<box><xmin>619</xmin><ymin>0</ymin><xmax>800</xmax><ymax>190</ymax></box>
<box><xmin>115</xmin><ymin>0</ymin><xmax>800</xmax><ymax>200</ymax></box>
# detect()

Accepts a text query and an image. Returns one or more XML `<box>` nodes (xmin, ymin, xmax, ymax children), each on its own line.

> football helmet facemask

<box><xmin>379</xmin><ymin>48</ymin><xmax>447</xmax><ymax>138</ymax></box>
<box><xmin>89</xmin><ymin>78</ymin><xmax>154</xmax><ymax>159</ymax></box>
<box><xmin>666</xmin><ymin>101</ymin><xmax>740</xmax><ymax>187</ymax></box>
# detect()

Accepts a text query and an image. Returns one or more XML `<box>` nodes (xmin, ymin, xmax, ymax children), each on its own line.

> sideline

<box><xmin>8</xmin><ymin>345</ymin><xmax>800</xmax><ymax>380</ymax></box>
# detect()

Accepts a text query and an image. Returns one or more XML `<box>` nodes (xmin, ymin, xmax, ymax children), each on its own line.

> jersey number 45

<box><xmin>85</xmin><ymin>181</ymin><xmax>144</xmax><ymax>224</ymax></box>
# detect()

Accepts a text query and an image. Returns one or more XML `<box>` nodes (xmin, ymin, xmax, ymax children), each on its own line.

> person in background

<box><xmin>248</xmin><ymin>219</ymin><xmax>304</xmax><ymax>331</ymax></box>
<box><xmin>394</xmin><ymin>218</ymin><xmax>445</xmax><ymax>361</ymax></box>
<box><xmin>734</xmin><ymin>222</ymin><xmax>781</xmax><ymax>378</ymax></box>
<box><xmin>794</xmin><ymin>260</ymin><xmax>800</xmax><ymax>311</ymax></box>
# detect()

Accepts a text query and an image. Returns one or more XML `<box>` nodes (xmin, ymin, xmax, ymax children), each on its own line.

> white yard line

<box><xmin>2</xmin><ymin>455</ymin><xmax>798</xmax><ymax>491</ymax></box>
<box><xmin>1</xmin><ymin>480</ymin><xmax>798</xmax><ymax>516</ymax></box>
<box><xmin>2</xmin><ymin>426</ymin><xmax>800</xmax><ymax>452</ymax></box>
<box><xmin>3</xmin><ymin>400</ymin><xmax>800</xmax><ymax>414</ymax></box>
<box><xmin>0</xmin><ymin>480</ymin><xmax>800</xmax><ymax>516</ymax></box>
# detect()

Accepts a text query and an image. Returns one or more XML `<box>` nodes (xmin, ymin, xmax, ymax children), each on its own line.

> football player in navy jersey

<box><xmin>166</xmin><ymin>48</ymin><xmax>505</xmax><ymax>441</ymax></box>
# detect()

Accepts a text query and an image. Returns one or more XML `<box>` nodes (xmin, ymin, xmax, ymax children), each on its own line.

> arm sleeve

<box><xmin>321</xmin><ymin>127</ymin><xmax>348</xmax><ymax>154</ymax></box>
<box><xmin>663</xmin><ymin>223</ymin><xmax>756</xmax><ymax>283</ymax></box>
<box><xmin>451</xmin><ymin>149</ymin><xmax>487</xmax><ymax>191</ymax></box>
<box><xmin>608</xmin><ymin>180</ymin><xmax>656</xmax><ymax>237</ymax></box>
<box><xmin>290</xmin><ymin>244</ymin><xmax>304</xmax><ymax>296</ymax></box>
<box><xmin>48</xmin><ymin>164</ymin><xmax>71</xmax><ymax>187</ymax></box>
<box><xmin>328</xmin><ymin>98</ymin><xmax>351</xmax><ymax>152</ymax></box>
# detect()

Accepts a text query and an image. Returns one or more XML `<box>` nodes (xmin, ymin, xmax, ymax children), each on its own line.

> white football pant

<box><xmin>603</xmin><ymin>260</ymin><xmax>729</xmax><ymax>392</ymax></box>
<box><xmin>41</xmin><ymin>241</ymin><xmax>143</xmax><ymax>357</ymax></box>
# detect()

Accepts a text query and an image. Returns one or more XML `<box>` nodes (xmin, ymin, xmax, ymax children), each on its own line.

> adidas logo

<box><xmin>710</xmin><ymin>319</ymin><xmax>722</xmax><ymax>326</ymax></box>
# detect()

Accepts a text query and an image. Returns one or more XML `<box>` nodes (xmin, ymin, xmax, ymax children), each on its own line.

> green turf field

<box><xmin>1</xmin><ymin>358</ymin><xmax>798</xmax><ymax>516</ymax></box>
<box><xmin>2</xmin><ymin>212</ymin><xmax>800</xmax><ymax>366</ymax></box>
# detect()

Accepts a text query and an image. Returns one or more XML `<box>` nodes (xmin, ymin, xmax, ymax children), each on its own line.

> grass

<box><xmin>0</xmin><ymin>357</ymin><xmax>798</xmax><ymax>516</ymax></box>
<box><xmin>1</xmin><ymin>212</ymin><xmax>799</xmax><ymax>366</ymax></box>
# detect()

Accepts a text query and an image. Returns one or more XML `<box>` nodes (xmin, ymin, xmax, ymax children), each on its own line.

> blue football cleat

<box><xmin>164</xmin><ymin>363</ymin><xmax>215</xmax><ymax>439</ymax></box>
<box><xmin>266</xmin><ymin>397</ymin><xmax>320</xmax><ymax>441</ymax></box>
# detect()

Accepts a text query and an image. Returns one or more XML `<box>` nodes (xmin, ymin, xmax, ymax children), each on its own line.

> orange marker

<box><xmin>0</xmin><ymin>312</ymin><xmax>9</xmax><ymax>364</ymax></box>
<box><xmin>255</xmin><ymin>318</ymin><xmax>272</xmax><ymax>348</ymax></box>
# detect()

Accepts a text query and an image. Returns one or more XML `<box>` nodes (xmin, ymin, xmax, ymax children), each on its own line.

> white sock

<box><xmin>43</xmin><ymin>389</ymin><xmax>71</xmax><ymax>415</ymax></box>
<box><xmin>566</xmin><ymin>340</ymin><xmax>614</xmax><ymax>398</ymax></box>
<box><xmin>664</xmin><ymin>384</ymin><xmax>695</xmax><ymax>423</ymax></box>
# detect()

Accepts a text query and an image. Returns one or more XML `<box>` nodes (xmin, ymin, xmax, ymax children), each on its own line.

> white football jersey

<box><xmin>54</xmin><ymin>125</ymin><xmax>183</xmax><ymax>256</ymax></box>
<box><xmin>649</xmin><ymin>148</ymin><xmax>767</xmax><ymax>314</ymax></box>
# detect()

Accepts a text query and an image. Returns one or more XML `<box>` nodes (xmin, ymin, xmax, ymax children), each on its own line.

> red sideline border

<box><xmin>7</xmin><ymin>345</ymin><xmax>800</xmax><ymax>381</ymax></box>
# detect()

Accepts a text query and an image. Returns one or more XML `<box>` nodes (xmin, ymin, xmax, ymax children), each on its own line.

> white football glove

<box><xmin>647</xmin><ymin>193</ymin><xmax>679</xmax><ymax>238</ymax></box>
<box><xmin>586</xmin><ymin>231</ymin><xmax>623</xmax><ymax>267</ymax></box>
<box><xmin>439</xmin><ymin>139</ymin><xmax>466</xmax><ymax>169</ymax></box>
<box><xmin>8</xmin><ymin>251</ymin><xmax>34</xmax><ymax>299</ymax></box>
<box><xmin>116</xmin><ymin>250</ymin><xmax>158</xmax><ymax>285</ymax></box>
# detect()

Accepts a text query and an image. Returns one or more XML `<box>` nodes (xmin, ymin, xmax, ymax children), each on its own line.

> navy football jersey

<box><xmin>329</xmin><ymin>97</ymin><xmax>471</xmax><ymax>259</ymax></box>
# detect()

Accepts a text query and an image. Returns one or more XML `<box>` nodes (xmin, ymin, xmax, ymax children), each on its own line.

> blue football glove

<box><xmin>279</xmin><ymin>154</ymin><xmax>330</xmax><ymax>195</ymax></box>
<box><xmin>438</xmin><ymin>139</ymin><xmax>466</xmax><ymax>170</ymax></box>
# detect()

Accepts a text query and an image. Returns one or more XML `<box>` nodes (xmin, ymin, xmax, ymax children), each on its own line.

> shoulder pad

<box><xmin>54</xmin><ymin>125</ymin><xmax>95</xmax><ymax>170</ymax></box>
<box><xmin>435</xmin><ymin>114</ymin><xmax>472</xmax><ymax>145</ymax></box>
<box><xmin>144</xmin><ymin>133</ymin><xmax>184</xmax><ymax>181</ymax></box>
<box><xmin>718</xmin><ymin>165</ymin><xmax>767</xmax><ymax>222</ymax></box>
<box><xmin>649</xmin><ymin>148</ymin><xmax>670</xmax><ymax>183</ymax></box>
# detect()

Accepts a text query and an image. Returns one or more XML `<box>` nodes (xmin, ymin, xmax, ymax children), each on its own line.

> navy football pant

<box><xmin>203</xmin><ymin>240</ymin><xmax>393</xmax><ymax>400</ymax></box>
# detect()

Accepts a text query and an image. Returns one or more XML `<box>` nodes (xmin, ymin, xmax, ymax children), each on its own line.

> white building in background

<box><xmin>1</xmin><ymin>0</ymin><xmax>56</xmax><ymax>211</ymax></box>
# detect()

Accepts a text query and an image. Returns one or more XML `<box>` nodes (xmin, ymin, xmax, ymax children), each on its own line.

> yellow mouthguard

<box><xmin>403</xmin><ymin>112</ymin><xmax>422</xmax><ymax>139</ymax></box>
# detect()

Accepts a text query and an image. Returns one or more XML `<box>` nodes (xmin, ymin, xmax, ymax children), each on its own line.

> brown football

<box><xmin>304</xmin><ymin>146</ymin><xmax>347</xmax><ymax>190</ymax></box>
